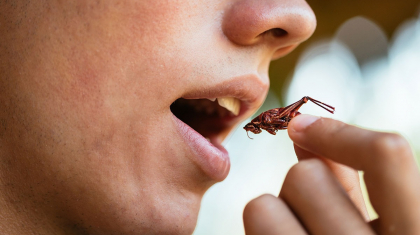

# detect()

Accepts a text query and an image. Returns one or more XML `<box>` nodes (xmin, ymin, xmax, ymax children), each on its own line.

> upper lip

<box><xmin>179</xmin><ymin>73</ymin><xmax>269</xmax><ymax>119</ymax></box>
<box><xmin>172</xmin><ymin>73</ymin><xmax>269</xmax><ymax>141</ymax></box>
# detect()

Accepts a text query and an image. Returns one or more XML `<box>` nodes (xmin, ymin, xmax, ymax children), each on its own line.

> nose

<box><xmin>223</xmin><ymin>0</ymin><xmax>316</xmax><ymax>57</ymax></box>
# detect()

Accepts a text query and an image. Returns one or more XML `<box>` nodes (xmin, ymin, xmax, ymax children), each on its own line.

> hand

<box><xmin>243</xmin><ymin>115</ymin><xmax>420</xmax><ymax>235</ymax></box>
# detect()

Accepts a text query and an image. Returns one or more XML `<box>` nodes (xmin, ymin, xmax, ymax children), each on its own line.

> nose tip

<box><xmin>223</xmin><ymin>0</ymin><xmax>316</xmax><ymax>51</ymax></box>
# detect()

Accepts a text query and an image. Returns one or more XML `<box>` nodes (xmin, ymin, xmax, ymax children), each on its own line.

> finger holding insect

<box><xmin>288</xmin><ymin>114</ymin><xmax>420</xmax><ymax>234</ymax></box>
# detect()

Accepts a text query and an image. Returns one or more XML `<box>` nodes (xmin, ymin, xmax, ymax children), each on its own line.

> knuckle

<box><xmin>370</xmin><ymin>133</ymin><xmax>412</xmax><ymax>162</ymax></box>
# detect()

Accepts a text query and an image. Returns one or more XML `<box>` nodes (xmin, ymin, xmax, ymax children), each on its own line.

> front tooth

<box><xmin>207</xmin><ymin>98</ymin><xmax>216</xmax><ymax>102</ymax></box>
<box><xmin>217</xmin><ymin>97</ymin><xmax>240</xmax><ymax>116</ymax></box>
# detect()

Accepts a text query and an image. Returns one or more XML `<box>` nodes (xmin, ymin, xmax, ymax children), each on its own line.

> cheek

<box><xmin>2</xmin><ymin>1</ymin><xmax>217</xmax><ymax>232</ymax></box>
<box><xmin>5</xmin><ymin>66</ymin><xmax>204</xmax><ymax>233</ymax></box>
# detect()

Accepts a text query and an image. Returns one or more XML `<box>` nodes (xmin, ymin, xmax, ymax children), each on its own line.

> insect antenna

<box><xmin>308</xmin><ymin>97</ymin><xmax>335</xmax><ymax>114</ymax></box>
<box><xmin>246</xmin><ymin>131</ymin><xmax>253</xmax><ymax>140</ymax></box>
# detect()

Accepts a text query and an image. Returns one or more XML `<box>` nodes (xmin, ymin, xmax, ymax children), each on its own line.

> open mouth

<box><xmin>170</xmin><ymin>97</ymin><xmax>243</xmax><ymax>181</ymax></box>
<box><xmin>168</xmin><ymin>74</ymin><xmax>268</xmax><ymax>181</ymax></box>
<box><xmin>170</xmin><ymin>97</ymin><xmax>242</xmax><ymax>140</ymax></box>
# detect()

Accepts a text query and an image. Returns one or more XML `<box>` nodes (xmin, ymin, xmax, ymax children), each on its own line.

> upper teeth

<box><xmin>217</xmin><ymin>97</ymin><xmax>240</xmax><ymax>116</ymax></box>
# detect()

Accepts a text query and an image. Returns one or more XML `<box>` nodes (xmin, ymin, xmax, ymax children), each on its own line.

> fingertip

<box><xmin>243</xmin><ymin>194</ymin><xmax>307</xmax><ymax>235</ymax></box>
<box><xmin>290</xmin><ymin>114</ymin><xmax>320</xmax><ymax>132</ymax></box>
<box><xmin>288</xmin><ymin>114</ymin><xmax>319</xmax><ymax>142</ymax></box>
<box><xmin>243</xmin><ymin>194</ymin><xmax>280</xmax><ymax>235</ymax></box>
<box><xmin>244</xmin><ymin>194</ymin><xmax>278</xmax><ymax>219</ymax></box>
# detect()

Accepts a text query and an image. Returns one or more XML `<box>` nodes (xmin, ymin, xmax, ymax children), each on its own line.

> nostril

<box><xmin>222</xmin><ymin>0</ymin><xmax>315</xmax><ymax>46</ymax></box>
<box><xmin>269</xmin><ymin>28</ymin><xmax>288</xmax><ymax>38</ymax></box>
<box><xmin>259</xmin><ymin>28</ymin><xmax>288</xmax><ymax>40</ymax></box>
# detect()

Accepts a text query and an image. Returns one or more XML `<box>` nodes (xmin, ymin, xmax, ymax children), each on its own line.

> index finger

<box><xmin>288</xmin><ymin>115</ymin><xmax>420</xmax><ymax>234</ymax></box>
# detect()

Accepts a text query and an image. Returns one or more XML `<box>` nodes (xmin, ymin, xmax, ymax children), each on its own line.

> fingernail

<box><xmin>292</xmin><ymin>115</ymin><xmax>319</xmax><ymax>132</ymax></box>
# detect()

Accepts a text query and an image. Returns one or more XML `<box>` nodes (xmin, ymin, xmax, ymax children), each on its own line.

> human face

<box><xmin>0</xmin><ymin>0</ymin><xmax>315</xmax><ymax>234</ymax></box>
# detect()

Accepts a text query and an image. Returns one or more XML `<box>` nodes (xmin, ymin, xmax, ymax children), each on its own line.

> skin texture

<box><xmin>244</xmin><ymin>115</ymin><xmax>420</xmax><ymax>235</ymax></box>
<box><xmin>4</xmin><ymin>1</ymin><xmax>418</xmax><ymax>235</ymax></box>
<box><xmin>0</xmin><ymin>0</ymin><xmax>316</xmax><ymax>234</ymax></box>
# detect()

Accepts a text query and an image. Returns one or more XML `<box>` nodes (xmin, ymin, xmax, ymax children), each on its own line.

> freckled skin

<box><xmin>0</xmin><ymin>0</ymin><xmax>316</xmax><ymax>234</ymax></box>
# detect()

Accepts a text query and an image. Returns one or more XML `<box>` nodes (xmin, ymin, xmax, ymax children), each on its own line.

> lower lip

<box><xmin>173</xmin><ymin>115</ymin><xmax>230</xmax><ymax>181</ymax></box>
